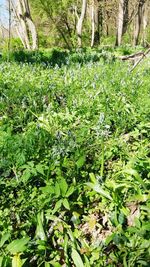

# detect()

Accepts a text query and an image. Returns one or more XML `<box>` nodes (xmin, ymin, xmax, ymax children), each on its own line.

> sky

<box><xmin>0</xmin><ymin>0</ymin><xmax>8</xmax><ymax>27</ymax></box>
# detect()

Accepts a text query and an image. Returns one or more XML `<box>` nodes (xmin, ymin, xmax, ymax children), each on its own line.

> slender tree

<box><xmin>116</xmin><ymin>0</ymin><xmax>129</xmax><ymax>46</ymax></box>
<box><xmin>76</xmin><ymin>0</ymin><xmax>87</xmax><ymax>47</ymax></box>
<box><xmin>134</xmin><ymin>0</ymin><xmax>147</xmax><ymax>46</ymax></box>
<box><xmin>11</xmin><ymin>0</ymin><xmax>38</xmax><ymax>49</ymax></box>
<box><xmin>91</xmin><ymin>0</ymin><xmax>102</xmax><ymax>47</ymax></box>
<box><xmin>8</xmin><ymin>0</ymin><xmax>11</xmax><ymax>61</ymax></box>
<box><xmin>142</xmin><ymin>0</ymin><xmax>148</xmax><ymax>46</ymax></box>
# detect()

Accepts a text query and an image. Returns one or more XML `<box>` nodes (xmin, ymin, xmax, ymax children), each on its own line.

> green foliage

<box><xmin>0</xmin><ymin>50</ymin><xmax>150</xmax><ymax>266</ymax></box>
<box><xmin>0</xmin><ymin>47</ymin><xmax>116</xmax><ymax>66</ymax></box>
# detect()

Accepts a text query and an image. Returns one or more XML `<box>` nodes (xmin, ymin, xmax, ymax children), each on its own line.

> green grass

<box><xmin>0</xmin><ymin>52</ymin><xmax>150</xmax><ymax>266</ymax></box>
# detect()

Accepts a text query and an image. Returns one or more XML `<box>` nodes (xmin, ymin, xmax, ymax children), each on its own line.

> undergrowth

<box><xmin>0</xmin><ymin>52</ymin><xmax>150</xmax><ymax>266</ymax></box>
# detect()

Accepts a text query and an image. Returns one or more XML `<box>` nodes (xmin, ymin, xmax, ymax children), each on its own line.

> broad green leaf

<box><xmin>71</xmin><ymin>248</ymin><xmax>84</xmax><ymax>267</ymax></box>
<box><xmin>66</xmin><ymin>186</ymin><xmax>75</xmax><ymax>197</ymax></box>
<box><xmin>36</xmin><ymin>164</ymin><xmax>44</xmax><ymax>175</ymax></box>
<box><xmin>86</xmin><ymin>182</ymin><xmax>112</xmax><ymax>200</ymax></box>
<box><xmin>49</xmin><ymin>261</ymin><xmax>61</xmax><ymax>267</ymax></box>
<box><xmin>89</xmin><ymin>173</ymin><xmax>97</xmax><ymax>183</ymax></box>
<box><xmin>55</xmin><ymin>182</ymin><xmax>61</xmax><ymax>198</ymax></box>
<box><xmin>41</xmin><ymin>185</ymin><xmax>54</xmax><ymax>194</ymax></box>
<box><xmin>7</xmin><ymin>237</ymin><xmax>30</xmax><ymax>254</ymax></box>
<box><xmin>76</xmin><ymin>155</ymin><xmax>85</xmax><ymax>169</ymax></box>
<box><xmin>59</xmin><ymin>178</ymin><xmax>68</xmax><ymax>197</ymax></box>
<box><xmin>52</xmin><ymin>199</ymin><xmax>62</xmax><ymax>214</ymax></box>
<box><xmin>12</xmin><ymin>254</ymin><xmax>22</xmax><ymax>267</ymax></box>
<box><xmin>63</xmin><ymin>198</ymin><xmax>70</xmax><ymax>210</ymax></box>
<box><xmin>21</xmin><ymin>170</ymin><xmax>31</xmax><ymax>184</ymax></box>
<box><xmin>45</xmin><ymin>262</ymin><xmax>50</xmax><ymax>267</ymax></box>
<box><xmin>36</xmin><ymin>212</ymin><xmax>47</xmax><ymax>241</ymax></box>
<box><xmin>0</xmin><ymin>232</ymin><xmax>11</xmax><ymax>248</ymax></box>
<box><xmin>118</xmin><ymin>212</ymin><xmax>125</xmax><ymax>225</ymax></box>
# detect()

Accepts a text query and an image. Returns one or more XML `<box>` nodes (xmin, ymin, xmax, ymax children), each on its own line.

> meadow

<box><xmin>0</xmin><ymin>49</ymin><xmax>150</xmax><ymax>266</ymax></box>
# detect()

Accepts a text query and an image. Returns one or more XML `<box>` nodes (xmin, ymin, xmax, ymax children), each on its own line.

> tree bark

<box><xmin>91</xmin><ymin>2</ymin><xmax>95</xmax><ymax>47</ymax></box>
<box><xmin>11</xmin><ymin>0</ymin><xmax>38</xmax><ymax>50</ymax></box>
<box><xmin>11</xmin><ymin>0</ymin><xmax>30</xmax><ymax>49</ymax></box>
<box><xmin>21</xmin><ymin>0</ymin><xmax>38</xmax><ymax>50</ymax></box>
<box><xmin>116</xmin><ymin>0</ymin><xmax>129</xmax><ymax>46</ymax></box>
<box><xmin>91</xmin><ymin>0</ymin><xmax>101</xmax><ymax>47</ymax></box>
<box><xmin>142</xmin><ymin>0</ymin><xmax>148</xmax><ymax>46</ymax></box>
<box><xmin>76</xmin><ymin>0</ymin><xmax>87</xmax><ymax>47</ymax></box>
<box><xmin>133</xmin><ymin>0</ymin><xmax>146</xmax><ymax>46</ymax></box>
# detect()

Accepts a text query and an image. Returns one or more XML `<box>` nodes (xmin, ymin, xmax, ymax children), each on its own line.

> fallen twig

<box><xmin>119</xmin><ymin>51</ymin><xmax>144</xmax><ymax>61</ymax></box>
<box><xmin>130</xmin><ymin>47</ymin><xmax>150</xmax><ymax>72</ymax></box>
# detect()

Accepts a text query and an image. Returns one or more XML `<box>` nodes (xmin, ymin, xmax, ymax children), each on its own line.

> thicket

<box><xmin>0</xmin><ymin>45</ymin><xmax>143</xmax><ymax>65</ymax></box>
<box><xmin>0</xmin><ymin>51</ymin><xmax>150</xmax><ymax>266</ymax></box>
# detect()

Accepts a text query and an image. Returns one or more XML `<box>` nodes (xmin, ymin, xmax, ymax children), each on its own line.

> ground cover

<box><xmin>0</xmin><ymin>52</ymin><xmax>150</xmax><ymax>266</ymax></box>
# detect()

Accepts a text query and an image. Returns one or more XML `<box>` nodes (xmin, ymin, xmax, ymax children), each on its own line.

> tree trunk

<box><xmin>133</xmin><ymin>0</ymin><xmax>146</xmax><ymax>46</ymax></box>
<box><xmin>21</xmin><ymin>0</ymin><xmax>38</xmax><ymax>50</ymax></box>
<box><xmin>76</xmin><ymin>0</ymin><xmax>87</xmax><ymax>47</ymax></box>
<box><xmin>11</xmin><ymin>0</ymin><xmax>30</xmax><ymax>49</ymax></box>
<box><xmin>116</xmin><ymin>0</ymin><xmax>129</xmax><ymax>46</ymax></box>
<box><xmin>11</xmin><ymin>0</ymin><xmax>38</xmax><ymax>50</ymax></box>
<box><xmin>8</xmin><ymin>0</ymin><xmax>11</xmax><ymax>61</ymax></box>
<box><xmin>91</xmin><ymin>2</ymin><xmax>95</xmax><ymax>47</ymax></box>
<box><xmin>142</xmin><ymin>2</ymin><xmax>148</xmax><ymax>46</ymax></box>
<box><xmin>122</xmin><ymin>0</ymin><xmax>129</xmax><ymax>34</ymax></box>
<box><xmin>91</xmin><ymin>0</ymin><xmax>101</xmax><ymax>47</ymax></box>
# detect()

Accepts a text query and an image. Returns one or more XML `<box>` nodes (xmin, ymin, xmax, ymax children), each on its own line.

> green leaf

<box><xmin>0</xmin><ymin>232</ymin><xmax>11</xmax><ymax>248</ymax></box>
<box><xmin>49</xmin><ymin>261</ymin><xmax>61</xmax><ymax>267</ymax></box>
<box><xmin>12</xmin><ymin>254</ymin><xmax>22</xmax><ymax>267</ymax></box>
<box><xmin>89</xmin><ymin>173</ymin><xmax>97</xmax><ymax>183</ymax></box>
<box><xmin>0</xmin><ymin>257</ymin><xmax>3</xmax><ymax>267</ymax></box>
<box><xmin>52</xmin><ymin>199</ymin><xmax>62</xmax><ymax>214</ymax></box>
<box><xmin>71</xmin><ymin>248</ymin><xmax>84</xmax><ymax>267</ymax></box>
<box><xmin>7</xmin><ymin>237</ymin><xmax>30</xmax><ymax>254</ymax></box>
<box><xmin>123</xmin><ymin>169</ymin><xmax>146</xmax><ymax>188</ymax></box>
<box><xmin>41</xmin><ymin>185</ymin><xmax>54</xmax><ymax>194</ymax></box>
<box><xmin>86</xmin><ymin>182</ymin><xmax>112</xmax><ymax>200</ymax></box>
<box><xmin>76</xmin><ymin>155</ymin><xmax>85</xmax><ymax>169</ymax></box>
<box><xmin>36</xmin><ymin>164</ymin><xmax>44</xmax><ymax>175</ymax></box>
<box><xmin>55</xmin><ymin>182</ymin><xmax>61</xmax><ymax>198</ymax></box>
<box><xmin>118</xmin><ymin>212</ymin><xmax>125</xmax><ymax>225</ymax></box>
<box><xmin>63</xmin><ymin>198</ymin><xmax>70</xmax><ymax>210</ymax></box>
<box><xmin>137</xmin><ymin>260</ymin><xmax>148</xmax><ymax>266</ymax></box>
<box><xmin>21</xmin><ymin>170</ymin><xmax>31</xmax><ymax>184</ymax></box>
<box><xmin>66</xmin><ymin>186</ymin><xmax>75</xmax><ymax>197</ymax></box>
<box><xmin>36</xmin><ymin>212</ymin><xmax>47</xmax><ymax>241</ymax></box>
<box><xmin>59</xmin><ymin>178</ymin><xmax>68</xmax><ymax>197</ymax></box>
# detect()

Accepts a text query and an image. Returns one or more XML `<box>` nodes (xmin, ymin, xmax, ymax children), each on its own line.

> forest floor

<box><xmin>0</xmin><ymin>49</ymin><xmax>150</xmax><ymax>266</ymax></box>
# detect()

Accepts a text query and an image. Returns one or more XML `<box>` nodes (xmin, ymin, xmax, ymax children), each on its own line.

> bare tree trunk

<box><xmin>11</xmin><ymin>0</ymin><xmax>31</xmax><ymax>49</ymax></box>
<box><xmin>133</xmin><ymin>0</ymin><xmax>146</xmax><ymax>46</ymax></box>
<box><xmin>122</xmin><ymin>0</ymin><xmax>129</xmax><ymax>34</ymax></box>
<box><xmin>76</xmin><ymin>0</ymin><xmax>87</xmax><ymax>47</ymax></box>
<box><xmin>91</xmin><ymin>0</ymin><xmax>102</xmax><ymax>47</ymax></box>
<box><xmin>8</xmin><ymin>0</ymin><xmax>11</xmax><ymax>61</ymax></box>
<box><xmin>21</xmin><ymin>0</ymin><xmax>38</xmax><ymax>50</ymax></box>
<box><xmin>26</xmin><ymin>18</ymin><xmax>38</xmax><ymax>50</ymax></box>
<box><xmin>91</xmin><ymin>1</ymin><xmax>95</xmax><ymax>47</ymax></box>
<box><xmin>116</xmin><ymin>0</ymin><xmax>129</xmax><ymax>46</ymax></box>
<box><xmin>11</xmin><ymin>0</ymin><xmax>38</xmax><ymax>50</ymax></box>
<box><xmin>142</xmin><ymin>0</ymin><xmax>148</xmax><ymax>46</ymax></box>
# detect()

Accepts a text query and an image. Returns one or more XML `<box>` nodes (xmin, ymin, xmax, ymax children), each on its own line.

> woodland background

<box><xmin>0</xmin><ymin>0</ymin><xmax>150</xmax><ymax>51</ymax></box>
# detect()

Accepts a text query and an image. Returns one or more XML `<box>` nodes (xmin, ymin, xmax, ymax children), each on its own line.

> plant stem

<box><xmin>100</xmin><ymin>137</ymin><xmax>104</xmax><ymax>178</ymax></box>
